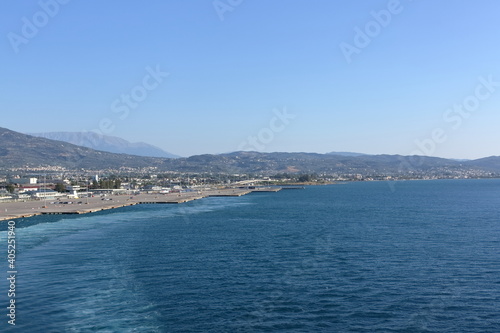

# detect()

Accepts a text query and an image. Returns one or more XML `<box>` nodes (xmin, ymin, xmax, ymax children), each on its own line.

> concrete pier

<box><xmin>248</xmin><ymin>187</ymin><xmax>282</xmax><ymax>192</ymax></box>
<box><xmin>0</xmin><ymin>187</ymin><xmax>285</xmax><ymax>221</ymax></box>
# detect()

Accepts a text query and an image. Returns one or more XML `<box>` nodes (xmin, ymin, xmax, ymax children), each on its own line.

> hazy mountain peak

<box><xmin>327</xmin><ymin>152</ymin><xmax>368</xmax><ymax>157</ymax></box>
<box><xmin>28</xmin><ymin>131</ymin><xmax>180</xmax><ymax>158</ymax></box>
<box><xmin>1</xmin><ymin>127</ymin><xmax>499</xmax><ymax>175</ymax></box>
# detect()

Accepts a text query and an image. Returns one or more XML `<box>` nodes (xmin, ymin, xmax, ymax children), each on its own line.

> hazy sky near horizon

<box><xmin>2</xmin><ymin>0</ymin><xmax>500</xmax><ymax>158</ymax></box>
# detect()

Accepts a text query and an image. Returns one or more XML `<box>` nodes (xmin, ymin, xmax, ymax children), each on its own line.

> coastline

<box><xmin>0</xmin><ymin>187</ymin><xmax>283</xmax><ymax>222</ymax></box>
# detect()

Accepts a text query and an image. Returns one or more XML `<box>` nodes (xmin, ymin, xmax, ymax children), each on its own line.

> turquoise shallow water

<box><xmin>1</xmin><ymin>179</ymin><xmax>500</xmax><ymax>332</ymax></box>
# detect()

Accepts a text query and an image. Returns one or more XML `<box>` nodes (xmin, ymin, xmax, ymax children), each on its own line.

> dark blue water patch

<box><xmin>0</xmin><ymin>203</ymin><xmax>147</xmax><ymax>231</ymax></box>
<box><xmin>1</xmin><ymin>180</ymin><xmax>500</xmax><ymax>332</ymax></box>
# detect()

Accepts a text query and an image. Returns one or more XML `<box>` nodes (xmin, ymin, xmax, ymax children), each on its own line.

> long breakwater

<box><xmin>0</xmin><ymin>187</ymin><xmax>283</xmax><ymax>221</ymax></box>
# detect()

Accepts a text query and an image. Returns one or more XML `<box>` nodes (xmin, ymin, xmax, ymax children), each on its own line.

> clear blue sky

<box><xmin>2</xmin><ymin>0</ymin><xmax>500</xmax><ymax>159</ymax></box>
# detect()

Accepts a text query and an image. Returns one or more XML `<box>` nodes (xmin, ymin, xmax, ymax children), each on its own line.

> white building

<box><xmin>11</xmin><ymin>177</ymin><xmax>38</xmax><ymax>185</ymax></box>
<box><xmin>66</xmin><ymin>185</ymin><xmax>81</xmax><ymax>198</ymax></box>
<box><xmin>29</xmin><ymin>189</ymin><xmax>62</xmax><ymax>199</ymax></box>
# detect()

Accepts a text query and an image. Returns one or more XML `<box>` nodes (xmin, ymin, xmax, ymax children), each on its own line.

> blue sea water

<box><xmin>1</xmin><ymin>179</ymin><xmax>500</xmax><ymax>332</ymax></box>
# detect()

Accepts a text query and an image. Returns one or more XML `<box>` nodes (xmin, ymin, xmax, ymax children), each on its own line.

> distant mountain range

<box><xmin>1</xmin><ymin>127</ymin><xmax>500</xmax><ymax>177</ymax></box>
<box><xmin>1</xmin><ymin>127</ymin><xmax>167</xmax><ymax>170</ymax></box>
<box><xmin>28</xmin><ymin>132</ymin><xmax>180</xmax><ymax>158</ymax></box>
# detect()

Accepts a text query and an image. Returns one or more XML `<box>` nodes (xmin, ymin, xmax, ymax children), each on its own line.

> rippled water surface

<box><xmin>1</xmin><ymin>179</ymin><xmax>500</xmax><ymax>332</ymax></box>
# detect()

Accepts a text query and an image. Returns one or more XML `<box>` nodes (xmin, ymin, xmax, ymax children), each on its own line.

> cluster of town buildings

<box><xmin>1</xmin><ymin>165</ymin><xmax>498</xmax><ymax>203</ymax></box>
<box><xmin>0</xmin><ymin>172</ymin><xmax>263</xmax><ymax>203</ymax></box>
